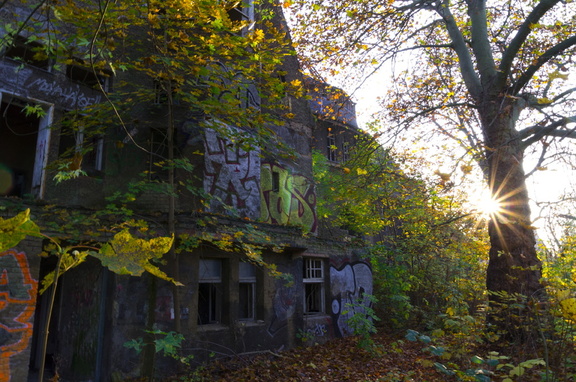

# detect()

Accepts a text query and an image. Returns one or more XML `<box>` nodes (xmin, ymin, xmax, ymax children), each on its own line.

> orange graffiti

<box><xmin>0</xmin><ymin>250</ymin><xmax>38</xmax><ymax>382</ymax></box>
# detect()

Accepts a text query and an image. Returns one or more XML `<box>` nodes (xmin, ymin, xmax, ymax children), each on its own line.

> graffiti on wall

<box><xmin>203</xmin><ymin>127</ymin><xmax>261</xmax><ymax>220</ymax></box>
<box><xmin>260</xmin><ymin>163</ymin><xmax>317</xmax><ymax>233</ymax></box>
<box><xmin>0</xmin><ymin>61</ymin><xmax>102</xmax><ymax>110</ymax></box>
<box><xmin>330</xmin><ymin>261</ymin><xmax>373</xmax><ymax>337</ymax></box>
<box><xmin>0</xmin><ymin>250</ymin><xmax>38</xmax><ymax>382</ymax></box>
<box><xmin>268</xmin><ymin>281</ymin><xmax>297</xmax><ymax>336</ymax></box>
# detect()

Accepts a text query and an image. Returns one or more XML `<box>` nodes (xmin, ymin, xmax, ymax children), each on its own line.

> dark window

<box><xmin>303</xmin><ymin>258</ymin><xmax>325</xmax><ymax>314</ymax></box>
<box><xmin>58</xmin><ymin>113</ymin><xmax>104</xmax><ymax>176</ymax></box>
<box><xmin>66</xmin><ymin>62</ymin><xmax>111</xmax><ymax>90</ymax></box>
<box><xmin>0</xmin><ymin>99</ymin><xmax>40</xmax><ymax>196</ymax></box>
<box><xmin>198</xmin><ymin>259</ymin><xmax>223</xmax><ymax>324</ymax></box>
<box><xmin>272</xmin><ymin>171</ymin><xmax>280</xmax><ymax>192</ymax></box>
<box><xmin>342</xmin><ymin>141</ymin><xmax>350</xmax><ymax>162</ymax></box>
<box><xmin>4</xmin><ymin>36</ymin><xmax>50</xmax><ymax>70</ymax></box>
<box><xmin>239</xmin><ymin>262</ymin><xmax>256</xmax><ymax>320</ymax></box>
<box><xmin>327</xmin><ymin>134</ymin><xmax>337</xmax><ymax>162</ymax></box>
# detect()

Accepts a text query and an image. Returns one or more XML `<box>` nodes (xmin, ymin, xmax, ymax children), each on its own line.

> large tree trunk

<box><xmin>480</xmin><ymin>96</ymin><xmax>545</xmax><ymax>342</ymax></box>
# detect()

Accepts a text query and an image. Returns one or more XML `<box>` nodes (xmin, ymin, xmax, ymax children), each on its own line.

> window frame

<box><xmin>303</xmin><ymin>258</ymin><xmax>325</xmax><ymax>314</ymax></box>
<box><xmin>198</xmin><ymin>259</ymin><xmax>223</xmax><ymax>325</ymax></box>
<box><xmin>238</xmin><ymin>262</ymin><xmax>256</xmax><ymax>321</ymax></box>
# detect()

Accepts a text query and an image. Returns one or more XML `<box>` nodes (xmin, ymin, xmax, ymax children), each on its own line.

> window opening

<box><xmin>303</xmin><ymin>258</ymin><xmax>325</xmax><ymax>314</ymax></box>
<box><xmin>4</xmin><ymin>35</ymin><xmax>50</xmax><ymax>70</ymax></box>
<box><xmin>227</xmin><ymin>0</ymin><xmax>255</xmax><ymax>35</ymax></box>
<box><xmin>327</xmin><ymin>133</ymin><xmax>337</xmax><ymax>162</ymax></box>
<box><xmin>58</xmin><ymin>113</ymin><xmax>104</xmax><ymax>176</ymax></box>
<box><xmin>0</xmin><ymin>95</ymin><xmax>51</xmax><ymax>198</ymax></box>
<box><xmin>198</xmin><ymin>259</ymin><xmax>223</xmax><ymax>324</ymax></box>
<box><xmin>342</xmin><ymin>141</ymin><xmax>350</xmax><ymax>162</ymax></box>
<box><xmin>147</xmin><ymin>129</ymin><xmax>170</xmax><ymax>182</ymax></box>
<box><xmin>239</xmin><ymin>262</ymin><xmax>256</xmax><ymax>320</ymax></box>
<box><xmin>66</xmin><ymin>60</ymin><xmax>111</xmax><ymax>91</ymax></box>
<box><xmin>272</xmin><ymin>171</ymin><xmax>280</xmax><ymax>192</ymax></box>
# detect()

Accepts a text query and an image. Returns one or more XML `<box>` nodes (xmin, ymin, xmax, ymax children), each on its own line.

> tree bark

<box><xmin>480</xmin><ymin>95</ymin><xmax>545</xmax><ymax>341</ymax></box>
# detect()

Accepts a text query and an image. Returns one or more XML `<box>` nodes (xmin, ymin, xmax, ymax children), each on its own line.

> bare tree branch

<box><xmin>499</xmin><ymin>0</ymin><xmax>562</xmax><ymax>81</ymax></box>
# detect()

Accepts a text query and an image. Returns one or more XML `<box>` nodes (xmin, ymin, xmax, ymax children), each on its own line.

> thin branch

<box><xmin>512</xmin><ymin>35</ymin><xmax>576</xmax><ymax>94</ymax></box>
<box><xmin>499</xmin><ymin>0</ymin><xmax>561</xmax><ymax>79</ymax></box>
<box><xmin>435</xmin><ymin>0</ymin><xmax>481</xmax><ymax>98</ymax></box>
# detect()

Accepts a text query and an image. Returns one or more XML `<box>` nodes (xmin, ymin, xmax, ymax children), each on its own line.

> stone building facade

<box><xmin>0</xmin><ymin>1</ymin><xmax>372</xmax><ymax>381</ymax></box>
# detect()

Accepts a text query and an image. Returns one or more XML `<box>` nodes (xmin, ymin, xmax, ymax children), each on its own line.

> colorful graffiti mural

<box><xmin>203</xmin><ymin>127</ymin><xmax>261</xmax><ymax>219</ymax></box>
<box><xmin>0</xmin><ymin>250</ymin><xmax>38</xmax><ymax>382</ymax></box>
<box><xmin>260</xmin><ymin>163</ymin><xmax>317</xmax><ymax>233</ymax></box>
<box><xmin>330</xmin><ymin>261</ymin><xmax>373</xmax><ymax>337</ymax></box>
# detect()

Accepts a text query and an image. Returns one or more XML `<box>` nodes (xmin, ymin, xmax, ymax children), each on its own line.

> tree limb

<box><xmin>435</xmin><ymin>0</ymin><xmax>482</xmax><ymax>98</ymax></box>
<box><xmin>499</xmin><ymin>0</ymin><xmax>561</xmax><ymax>80</ymax></box>
<box><xmin>513</xmin><ymin>35</ymin><xmax>576</xmax><ymax>94</ymax></box>
<box><xmin>519</xmin><ymin>116</ymin><xmax>576</xmax><ymax>148</ymax></box>
<box><xmin>467</xmin><ymin>0</ymin><xmax>498</xmax><ymax>83</ymax></box>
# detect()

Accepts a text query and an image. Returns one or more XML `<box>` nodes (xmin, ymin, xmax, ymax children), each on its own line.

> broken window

<box><xmin>0</xmin><ymin>95</ymin><xmax>51</xmax><ymax>198</ymax></box>
<box><xmin>303</xmin><ymin>258</ymin><xmax>325</xmax><ymax>314</ymax></box>
<box><xmin>198</xmin><ymin>259</ymin><xmax>223</xmax><ymax>325</ymax></box>
<box><xmin>238</xmin><ymin>262</ymin><xmax>256</xmax><ymax>320</ymax></box>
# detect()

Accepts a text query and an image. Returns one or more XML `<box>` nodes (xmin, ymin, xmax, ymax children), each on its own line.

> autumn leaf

<box><xmin>94</xmin><ymin>229</ymin><xmax>181</xmax><ymax>285</ymax></box>
<box><xmin>0</xmin><ymin>209</ymin><xmax>42</xmax><ymax>252</ymax></box>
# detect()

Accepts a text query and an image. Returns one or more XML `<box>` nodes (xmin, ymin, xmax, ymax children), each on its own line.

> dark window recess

<box><xmin>304</xmin><ymin>283</ymin><xmax>323</xmax><ymax>313</ymax></box>
<box><xmin>228</xmin><ymin>5</ymin><xmax>248</xmax><ymax>22</ymax></box>
<box><xmin>146</xmin><ymin>129</ymin><xmax>171</xmax><ymax>182</ymax></box>
<box><xmin>327</xmin><ymin>134</ymin><xmax>337</xmax><ymax>162</ymax></box>
<box><xmin>4</xmin><ymin>36</ymin><xmax>50</xmax><ymax>70</ymax></box>
<box><xmin>239</xmin><ymin>262</ymin><xmax>256</xmax><ymax>320</ymax></box>
<box><xmin>198</xmin><ymin>259</ymin><xmax>223</xmax><ymax>325</ymax></box>
<box><xmin>303</xmin><ymin>258</ymin><xmax>325</xmax><ymax>314</ymax></box>
<box><xmin>0</xmin><ymin>100</ymin><xmax>40</xmax><ymax>197</ymax></box>
<box><xmin>198</xmin><ymin>283</ymin><xmax>222</xmax><ymax>324</ymax></box>
<box><xmin>239</xmin><ymin>283</ymin><xmax>254</xmax><ymax>320</ymax></box>
<box><xmin>66</xmin><ymin>64</ymin><xmax>111</xmax><ymax>90</ymax></box>
<box><xmin>342</xmin><ymin>142</ymin><xmax>350</xmax><ymax>162</ymax></box>
<box><xmin>272</xmin><ymin>171</ymin><xmax>280</xmax><ymax>192</ymax></box>
<box><xmin>58</xmin><ymin>114</ymin><xmax>104</xmax><ymax>176</ymax></box>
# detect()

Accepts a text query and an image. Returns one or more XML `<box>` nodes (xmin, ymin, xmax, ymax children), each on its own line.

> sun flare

<box><xmin>475</xmin><ymin>191</ymin><xmax>503</xmax><ymax>219</ymax></box>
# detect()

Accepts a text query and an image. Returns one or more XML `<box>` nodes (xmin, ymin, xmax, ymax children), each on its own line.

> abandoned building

<box><xmin>0</xmin><ymin>1</ymin><xmax>372</xmax><ymax>381</ymax></box>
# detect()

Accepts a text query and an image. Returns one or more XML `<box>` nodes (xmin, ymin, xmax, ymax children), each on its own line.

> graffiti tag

<box><xmin>203</xmin><ymin>127</ymin><xmax>261</xmax><ymax>219</ymax></box>
<box><xmin>260</xmin><ymin>163</ymin><xmax>317</xmax><ymax>233</ymax></box>
<box><xmin>0</xmin><ymin>250</ymin><xmax>38</xmax><ymax>382</ymax></box>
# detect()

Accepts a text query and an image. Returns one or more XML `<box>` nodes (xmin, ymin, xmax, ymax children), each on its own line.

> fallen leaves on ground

<box><xmin>190</xmin><ymin>332</ymin><xmax>449</xmax><ymax>381</ymax></box>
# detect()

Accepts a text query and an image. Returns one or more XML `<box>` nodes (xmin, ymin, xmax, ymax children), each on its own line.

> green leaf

<box><xmin>470</xmin><ymin>355</ymin><xmax>484</xmax><ymax>364</ymax></box>
<box><xmin>40</xmin><ymin>250</ymin><xmax>90</xmax><ymax>294</ymax></box>
<box><xmin>0</xmin><ymin>209</ymin><xmax>42</xmax><ymax>252</ymax></box>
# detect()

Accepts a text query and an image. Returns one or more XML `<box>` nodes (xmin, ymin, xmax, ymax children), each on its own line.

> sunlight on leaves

<box><xmin>94</xmin><ymin>229</ymin><xmax>181</xmax><ymax>284</ymax></box>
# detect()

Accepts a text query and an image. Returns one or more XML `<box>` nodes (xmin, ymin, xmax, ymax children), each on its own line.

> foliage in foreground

<box><xmin>313</xmin><ymin>136</ymin><xmax>488</xmax><ymax>329</ymax></box>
